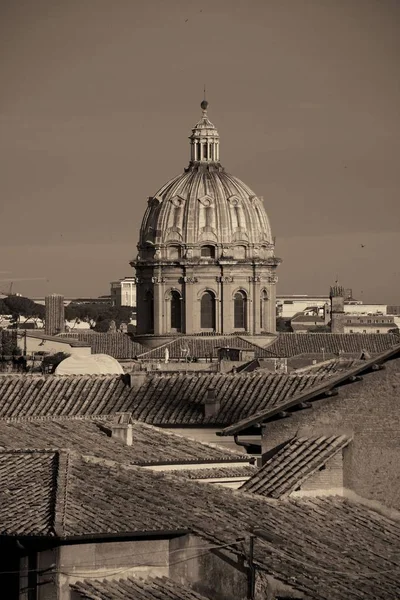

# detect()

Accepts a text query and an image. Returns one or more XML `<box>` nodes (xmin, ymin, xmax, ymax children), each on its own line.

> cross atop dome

<box><xmin>189</xmin><ymin>94</ymin><xmax>220</xmax><ymax>165</ymax></box>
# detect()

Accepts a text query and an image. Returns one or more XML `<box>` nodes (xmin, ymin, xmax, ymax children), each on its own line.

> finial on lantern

<box><xmin>200</xmin><ymin>84</ymin><xmax>208</xmax><ymax>111</ymax></box>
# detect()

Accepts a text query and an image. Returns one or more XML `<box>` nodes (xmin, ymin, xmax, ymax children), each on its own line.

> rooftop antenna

<box><xmin>203</xmin><ymin>84</ymin><xmax>206</xmax><ymax>102</ymax></box>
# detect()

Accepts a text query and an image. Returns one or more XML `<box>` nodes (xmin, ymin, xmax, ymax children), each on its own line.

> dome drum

<box><xmin>130</xmin><ymin>244</ymin><xmax>278</xmax><ymax>266</ymax></box>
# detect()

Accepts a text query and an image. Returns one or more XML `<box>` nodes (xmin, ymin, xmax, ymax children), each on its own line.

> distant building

<box><xmin>32</xmin><ymin>296</ymin><xmax>111</xmax><ymax>306</ymax></box>
<box><xmin>344</xmin><ymin>314</ymin><xmax>396</xmax><ymax>334</ymax></box>
<box><xmin>387</xmin><ymin>305</ymin><xmax>400</xmax><ymax>315</ymax></box>
<box><xmin>45</xmin><ymin>294</ymin><xmax>65</xmax><ymax>336</ymax></box>
<box><xmin>110</xmin><ymin>277</ymin><xmax>137</xmax><ymax>307</ymax></box>
<box><xmin>344</xmin><ymin>303</ymin><xmax>387</xmax><ymax>315</ymax></box>
<box><xmin>277</xmin><ymin>295</ymin><xmax>329</xmax><ymax>319</ymax></box>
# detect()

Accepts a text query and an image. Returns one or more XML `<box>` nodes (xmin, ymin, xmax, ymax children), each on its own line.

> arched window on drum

<box><xmin>201</xmin><ymin>291</ymin><xmax>216</xmax><ymax>330</ymax></box>
<box><xmin>234</xmin><ymin>291</ymin><xmax>247</xmax><ymax>330</ymax></box>
<box><xmin>170</xmin><ymin>291</ymin><xmax>182</xmax><ymax>332</ymax></box>
<box><xmin>260</xmin><ymin>289</ymin><xmax>269</xmax><ymax>331</ymax></box>
<box><xmin>201</xmin><ymin>245</ymin><xmax>216</xmax><ymax>259</ymax></box>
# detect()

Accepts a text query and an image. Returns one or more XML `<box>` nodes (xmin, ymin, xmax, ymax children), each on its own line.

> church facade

<box><xmin>131</xmin><ymin>100</ymin><xmax>281</xmax><ymax>341</ymax></box>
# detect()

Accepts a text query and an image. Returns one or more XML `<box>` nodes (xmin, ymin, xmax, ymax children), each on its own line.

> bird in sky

<box><xmin>185</xmin><ymin>18</ymin><xmax>188</xmax><ymax>22</ymax></box>
<box><xmin>361</xmin><ymin>244</ymin><xmax>365</xmax><ymax>248</ymax></box>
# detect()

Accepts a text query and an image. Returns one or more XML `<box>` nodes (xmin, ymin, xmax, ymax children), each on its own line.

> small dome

<box><xmin>200</xmin><ymin>99</ymin><xmax>208</xmax><ymax>110</ymax></box>
<box><xmin>55</xmin><ymin>354</ymin><xmax>124</xmax><ymax>375</ymax></box>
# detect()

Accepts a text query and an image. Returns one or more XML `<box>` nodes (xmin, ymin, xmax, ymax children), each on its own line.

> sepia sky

<box><xmin>0</xmin><ymin>0</ymin><xmax>399</xmax><ymax>303</ymax></box>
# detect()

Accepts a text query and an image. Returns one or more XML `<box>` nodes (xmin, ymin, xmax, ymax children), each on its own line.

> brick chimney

<box><xmin>111</xmin><ymin>412</ymin><xmax>133</xmax><ymax>446</ymax></box>
<box><xmin>329</xmin><ymin>285</ymin><xmax>345</xmax><ymax>334</ymax></box>
<box><xmin>203</xmin><ymin>387</ymin><xmax>220</xmax><ymax>418</ymax></box>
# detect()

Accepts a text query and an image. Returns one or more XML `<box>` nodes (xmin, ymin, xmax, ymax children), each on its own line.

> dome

<box><xmin>55</xmin><ymin>354</ymin><xmax>124</xmax><ymax>375</ymax></box>
<box><xmin>138</xmin><ymin>101</ymin><xmax>273</xmax><ymax>257</ymax></box>
<box><xmin>131</xmin><ymin>99</ymin><xmax>281</xmax><ymax>340</ymax></box>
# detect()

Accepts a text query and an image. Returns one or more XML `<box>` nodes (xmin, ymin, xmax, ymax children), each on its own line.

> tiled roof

<box><xmin>0</xmin><ymin>370</ymin><xmax>342</xmax><ymax>424</ymax></box>
<box><xmin>1</xmin><ymin>451</ymin><xmax>400</xmax><ymax>599</ymax></box>
<box><xmin>174</xmin><ymin>464</ymin><xmax>257</xmax><ymax>479</ymax></box>
<box><xmin>218</xmin><ymin>343</ymin><xmax>400</xmax><ymax>435</ymax></box>
<box><xmin>293</xmin><ymin>358</ymin><xmax>361</xmax><ymax>376</ymax></box>
<box><xmin>26</xmin><ymin>331</ymin><xmax>90</xmax><ymax>347</ymax></box>
<box><xmin>58</xmin><ymin>332</ymin><xmax>146</xmax><ymax>358</ymax></box>
<box><xmin>71</xmin><ymin>576</ymin><xmax>209</xmax><ymax>600</ymax></box>
<box><xmin>241</xmin><ymin>435</ymin><xmax>350</xmax><ymax>498</ymax></box>
<box><xmin>137</xmin><ymin>335</ymin><xmax>275</xmax><ymax>360</ymax></box>
<box><xmin>265</xmin><ymin>332</ymin><xmax>400</xmax><ymax>357</ymax></box>
<box><xmin>0</xmin><ymin>418</ymin><xmax>248</xmax><ymax>465</ymax></box>
<box><xmin>0</xmin><ymin>449</ymin><xmax>59</xmax><ymax>535</ymax></box>
<box><xmin>291</xmin><ymin>314</ymin><xmax>325</xmax><ymax>323</ymax></box>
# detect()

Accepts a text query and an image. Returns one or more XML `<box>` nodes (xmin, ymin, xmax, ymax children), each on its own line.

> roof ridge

<box><xmin>138</xmin><ymin>336</ymin><xmax>184</xmax><ymax>357</ymax></box>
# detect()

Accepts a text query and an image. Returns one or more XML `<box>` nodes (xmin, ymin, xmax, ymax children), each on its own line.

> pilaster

<box><xmin>152</xmin><ymin>270</ymin><xmax>165</xmax><ymax>335</ymax></box>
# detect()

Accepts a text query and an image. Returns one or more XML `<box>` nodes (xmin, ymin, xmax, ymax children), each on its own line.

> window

<box><xmin>170</xmin><ymin>291</ymin><xmax>182</xmax><ymax>331</ymax></box>
<box><xmin>350</xmin><ymin>329</ymin><xmax>354</xmax><ymax>333</ymax></box>
<box><xmin>377</xmin><ymin>329</ymin><xmax>380</xmax><ymax>333</ymax></box>
<box><xmin>260</xmin><ymin>290</ymin><xmax>268</xmax><ymax>330</ymax></box>
<box><xmin>283</xmin><ymin>300</ymin><xmax>293</xmax><ymax>304</ymax></box>
<box><xmin>201</xmin><ymin>291</ymin><xmax>216</xmax><ymax>329</ymax></box>
<box><xmin>363</xmin><ymin>329</ymin><xmax>367</xmax><ymax>333</ymax></box>
<box><xmin>201</xmin><ymin>245</ymin><xmax>215</xmax><ymax>258</ymax></box>
<box><xmin>234</xmin><ymin>291</ymin><xmax>247</xmax><ymax>329</ymax></box>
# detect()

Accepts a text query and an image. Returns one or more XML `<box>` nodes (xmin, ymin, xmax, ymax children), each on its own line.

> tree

<box><xmin>276</xmin><ymin>317</ymin><xmax>293</xmax><ymax>332</ymax></box>
<box><xmin>65</xmin><ymin>302</ymin><xmax>134</xmax><ymax>331</ymax></box>
<box><xmin>0</xmin><ymin>330</ymin><xmax>19</xmax><ymax>357</ymax></box>
<box><xmin>41</xmin><ymin>352</ymin><xmax>70</xmax><ymax>373</ymax></box>
<box><xmin>3</xmin><ymin>295</ymin><xmax>45</xmax><ymax>326</ymax></box>
<box><xmin>0</xmin><ymin>298</ymin><xmax>8</xmax><ymax>315</ymax></box>
<box><xmin>65</xmin><ymin>303</ymin><xmax>105</xmax><ymax>328</ymax></box>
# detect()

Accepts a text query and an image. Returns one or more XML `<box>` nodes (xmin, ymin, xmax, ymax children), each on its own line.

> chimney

<box><xmin>323</xmin><ymin>302</ymin><xmax>330</xmax><ymax>326</ymax></box>
<box><xmin>122</xmin><ymin>371</ymin><xmax>148</xmax><ymax>390</ymax></box>
<box><xmin>111</xmin><ymin>412</ymin><xmax>133</xmax><ymax>446</ymax></box>
<box><xmin>203</xmin><ymin>387</ymin><xmax>220</xmax><ymax>418</ymax></box>
<box><xmin>329</xmin><ymin>285</ymin><xmax>345</xmax><ymax>334</ymax></box>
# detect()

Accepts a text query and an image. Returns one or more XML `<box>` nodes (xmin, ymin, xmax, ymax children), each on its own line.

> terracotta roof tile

<box><xmin>0</xmin><ymin>370</ymin><xmax>341</xmax><ymax>425</ymax></box>
<box><xmin>0</xmin><ymin>449</ymin><xmax>59</xmax><ymax>535</ymax></box>
<box><xmin>0</xmin><ymin>418</ymin><xmax>248</xmax><ymax>465</ymax></box>
<box><xmin>218</xmin><ymin>343</ymin><xmax>400</xmax><ymax>435</ymax></box>
<box><xmin>266</xmin><ymin>333</ymin><xmax>399</xmax><ymax>357</ymax></box>
<box><xmin>58</xmin><ymin>332</ymin><xmax>146</xmax><ymax>358</ymax></box>
<box><xmin>71</xmin><ymin>576</ymin><xmax>209</xmax><ymax>600</ymax></box>
<box><xmin>174</xmin><ymin>464</ymin><xmax>257</xmax><ymax>479</ymax></box>
<box><xmin>241</xmin><ymin>435</ymin><xmax>350</xmax><ymax>498</ymax></box>
<box><xmin>137</xmin><ymin>335</ymin><xmax>275</xmax><ymax>360</ymax></box>
<box><xmin>293</xmin><ymin>358</ymin><xmax>362</xmax><ymax>376</ymax></box>
<box><xmin>1</xmin><ymin>452</ymin><xmax>400</xmax><ymax>599</ymax></box>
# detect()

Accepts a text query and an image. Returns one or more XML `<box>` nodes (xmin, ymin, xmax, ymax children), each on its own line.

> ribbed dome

<box><xmin>138</xmin><ymin>101</ymin><xmax>274</xmax><ymax>257</ymax></box>
<box><xmin>140</xmin><ymin>166</ymin><xmax>273</xmax><ymax>248</ymax></box>
<box><xmin>132</xmin><ymin>100</ymin><xmax>281</xmax><ymax>340</ymax></box>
